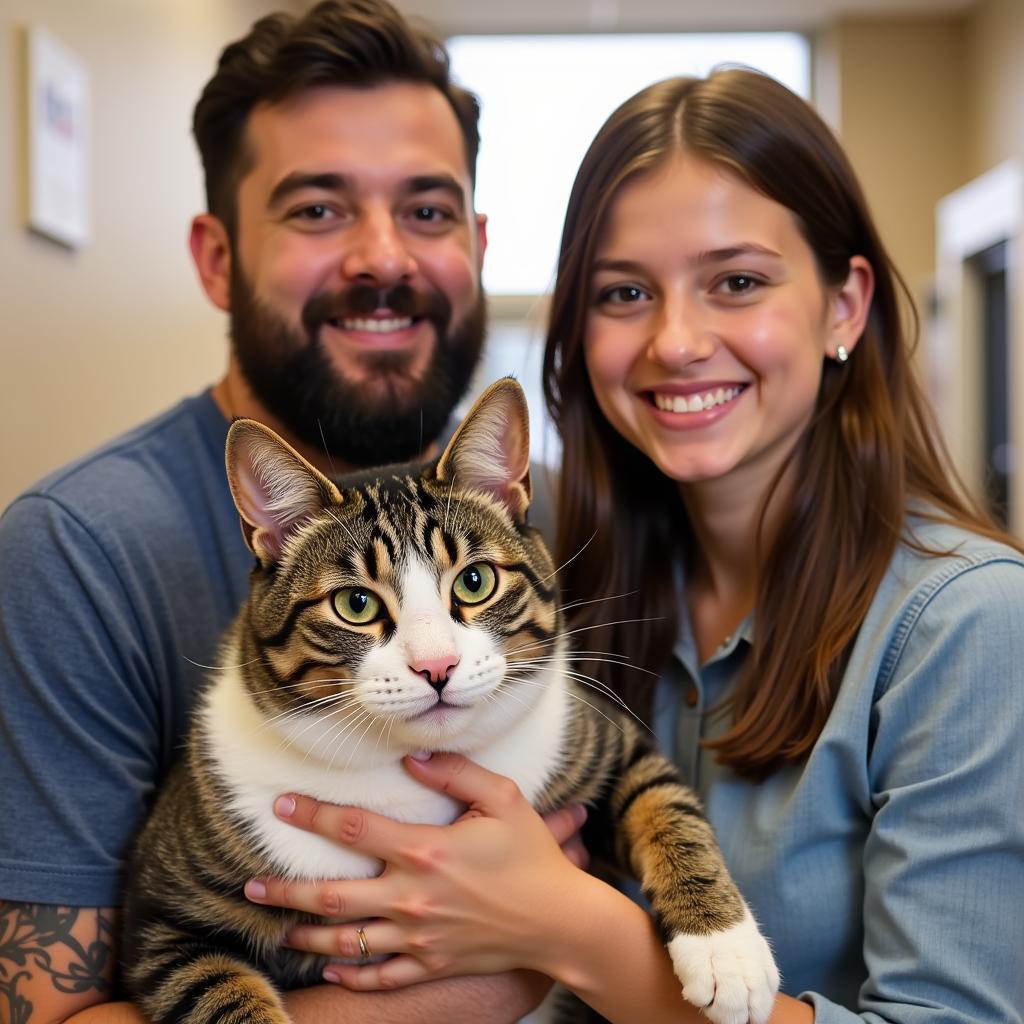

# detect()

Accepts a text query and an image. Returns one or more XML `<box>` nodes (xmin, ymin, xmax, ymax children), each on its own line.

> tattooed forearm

<box><xmin>0</xmin><ymin>901</ymin><xmax>113</xmax><ymax>1023</ymax></box>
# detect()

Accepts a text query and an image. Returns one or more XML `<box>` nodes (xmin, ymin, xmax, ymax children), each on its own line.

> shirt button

<box><xmin>684</xmin><ymin>684</ymin><xmax>699</xmax><ymax>708</ymax></box>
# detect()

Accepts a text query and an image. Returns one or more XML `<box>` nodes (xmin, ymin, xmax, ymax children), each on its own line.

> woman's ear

<box><xmin>827</xmin><ymin>255</ymin><xmax>875</xmax><ymax>360</ymax></box>
<box><xmin>189</xmin><ymin>213</ymin><xmax>232</xmax><ymax>312</ymax></box>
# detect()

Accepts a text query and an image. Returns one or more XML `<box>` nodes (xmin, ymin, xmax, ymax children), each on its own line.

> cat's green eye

<box><xmin>452</xmin><ymin>563</ymin><xmax>497</xmax><ymax>606</ymax></box>
<box><xmin>332</xmin><ymin>587</ymin><xmax>383</xmax><ymax>625</ymax></box>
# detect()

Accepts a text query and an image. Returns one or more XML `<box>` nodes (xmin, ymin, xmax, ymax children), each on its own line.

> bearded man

<box><xmin>0</xmin><ymin>3</ymin><xmax>554</xmax><ymax>1021</ymax></box>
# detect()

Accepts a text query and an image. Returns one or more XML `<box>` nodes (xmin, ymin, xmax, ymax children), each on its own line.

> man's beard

<box><xmin>228</xmin><ymin>266</ymin><xmax>486</xmax><ymax>468</ymax></box>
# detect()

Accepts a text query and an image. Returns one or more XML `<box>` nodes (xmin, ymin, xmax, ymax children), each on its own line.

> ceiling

<box><xmin>395</xmin><ymin>0</ymin><xmax>980</xmax><ymax>34</ymax></box>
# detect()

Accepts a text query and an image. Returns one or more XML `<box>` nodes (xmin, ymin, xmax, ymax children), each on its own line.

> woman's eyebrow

<box><xmin>692</xmin><ymin>244</ymin><xmax>783</xmax><ymax>264</ymax></box>
<box><xmin>592</xmin><ymin>245</ymin><xmax>784</xmax><ymax>275</ymax></box>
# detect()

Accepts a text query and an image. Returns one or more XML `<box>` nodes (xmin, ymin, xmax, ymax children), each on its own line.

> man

<box><xmin>0</xmin><ymin>2</ymin><xmax>554</xmax><ymax>1020</ymax></box>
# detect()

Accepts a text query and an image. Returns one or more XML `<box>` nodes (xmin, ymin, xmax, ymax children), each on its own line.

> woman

<box><xmin>247</xmin><ymin>70</ymin><xmax>1024</xmax><ymax>1022</ymax></box>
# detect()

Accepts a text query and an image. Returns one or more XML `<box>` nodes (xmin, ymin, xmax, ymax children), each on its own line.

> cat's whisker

<box><xmin>504</xmin><ymin>662</ymin><xmax>652</xmax><ymax>733</ymax></box>
<box><xmin>489</xmin><ymin>683</ymin><xmax>539</xmax><ymax>721</ymax></box>
<box><xmin>249</xmin><ymin>676</ymin><xmax>355</xmax><ymax>695</ymax></box>
<box><xmin>269</xmin><ymin>694</ymin><xmax>365</xmax><ymax>754</ymax></box>
<box><xmin>184</xmin><ymin>655</ymin><xmax>264</xmax><ymax>671</ymax></box>
<box><xmin>537</xmin><ymin>529</ymin><xmax>598</xmax><ymax>585</ymax></box>
<box><xmin>383</xmin><ymin>712</ymin><xmax>399</xmax><ymax>754</ymax></box>
<box><xmin>443</xmin><ymin>473</ymin><xmax>457</xmax><ymax>534</ymax></box>
<box><xmin>500</xmin><ymin>674</ymin><xmax>626</xmax><ymax>735</ymax></box>
<box><xmin>512</xmin><ymin>653</ymin><xmax>660</xmax><ymax>679</ymax></box>
<box><xmin>323</xmin><ymin>709</ymin><xmax>373</xmax><ymax>771</ymax></box>
<box><xmin>505</xmin><ymin>616</ymin><xmax>664</xmax><ymax>657</ymax></box>
<box><xmin>291</xmin><ymin>698</ymin><xmax>369</xmax><ymax>756</ymax></box>
<box><xmin>321</xmin><ymin>505</ymin><xmax>360</xmax><ymax>547</ymax></box>
<box><xmin>256</xmin><ymin>690</ymin><xmax>361</xmax><ymax>732</ymax></box>
<box><xmin>559</xmin><ymin>590</ymin><xmax>640</xmax><ymax>613</ymax></box>
<box><xmin>342</xmin><ymin>714</ymin><xmax>381</xmax><ymax>772</ymax></box>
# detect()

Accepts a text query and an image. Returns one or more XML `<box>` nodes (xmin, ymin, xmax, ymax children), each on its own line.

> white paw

<box><xmin>667</xmin><ymin>907</ymin><xmax>780</xmax><ymax>1024</ymax></box>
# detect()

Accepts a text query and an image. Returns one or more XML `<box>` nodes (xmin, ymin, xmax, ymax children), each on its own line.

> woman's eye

<box><xmin>600</xmin><ymin>284</ymin><xmax>650</xmax><ymax>305</ymax></box>
<box><xmin>718</xmin><ymin>274</ymin><xmax>760</xmax><ymax>295</ymax></box>
<box><xmin>332</xmin><ymin>587</ymin><xmax>383</xmax><ymax>625</ymax></box>
<box><xmin>452</xmin><ymin>563</ymin><xmax>497</xmax><ymax>606</ymax></box>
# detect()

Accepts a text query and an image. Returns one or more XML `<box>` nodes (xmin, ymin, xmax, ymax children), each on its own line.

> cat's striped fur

<box><xmin>122</xmin><ymin>378</ymin><xmax>778</xmax><ymax>1024</ymax></box>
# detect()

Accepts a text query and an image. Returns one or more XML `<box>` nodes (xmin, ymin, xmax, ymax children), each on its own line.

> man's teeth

<box><xmin>338</xmin><ymin>317</ymin><xmax>413</xmax><ymax>332</ymax></box>
<box><xmin>654</xmin><ymin>386</ymin><xmax>742</xmax><ymax>414</ymax></box>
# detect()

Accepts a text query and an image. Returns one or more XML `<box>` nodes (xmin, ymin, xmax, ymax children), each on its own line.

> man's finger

<box><xmin>541</xmin><ymin>803</ymin><xmax>588</xmax><ymax>847</ymax></box>
<box><xmin>561</xmin><ymin>834</ymin><xmax>591</xmax><ymax>871</ymax></box>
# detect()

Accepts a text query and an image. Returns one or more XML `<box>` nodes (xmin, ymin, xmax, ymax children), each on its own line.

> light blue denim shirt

<box><xmin>652</xmin><ymin>516</ymin><xmax>1024</xmax><ymax>1023</ymax></box>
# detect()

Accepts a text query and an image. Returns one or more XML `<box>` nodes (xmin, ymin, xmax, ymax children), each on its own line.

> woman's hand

<box><xmin>244</xmin><ymin>753</ymin><xmax>591</xmax><ymax>990</ymax></box>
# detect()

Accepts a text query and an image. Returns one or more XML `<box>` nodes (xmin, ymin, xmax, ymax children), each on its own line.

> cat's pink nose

<box><xmin>410</xmin><ymin>655</ymin><xmax>460</xmax><ymax>693</ymax></box>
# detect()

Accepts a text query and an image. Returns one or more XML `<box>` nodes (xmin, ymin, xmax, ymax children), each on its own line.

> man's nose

<box><xmin>340</xmin><ymin>208</ymin><xmax>417</xmax><ymax>286</ymax></box>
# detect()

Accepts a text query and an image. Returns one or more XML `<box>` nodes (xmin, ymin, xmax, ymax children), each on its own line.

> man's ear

<box><xmin>475</xmin><ymin>212</ymin><xmax>488</xmax><ymax>274</ymax></box>
<box><xmin>190</xmin><ymin>213</ymin><xmax>232</xmax><ymax>312</ymax></box>
<box><xmin>827</xmin><ymin>255</ymin><xmax>874</xmax><ymax>359</ymax></box>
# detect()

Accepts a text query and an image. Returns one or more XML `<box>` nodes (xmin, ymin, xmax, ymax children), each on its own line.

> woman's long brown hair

<box><xmin>542</xmin><ymin>69</ymin><xmax>1019</xmax><ymax>780</ymax></box>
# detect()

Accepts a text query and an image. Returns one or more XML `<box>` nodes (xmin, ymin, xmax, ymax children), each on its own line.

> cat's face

<box><xmin>225</xmin><ymin>379</ymin><xmax>561</xmax><ymax>763</ymax></box>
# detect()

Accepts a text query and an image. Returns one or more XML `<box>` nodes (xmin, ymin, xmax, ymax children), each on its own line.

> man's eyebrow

<box><xmin>265</xmin><ymin>172</ymin><xmax>468</xmax><ymax>214</ymax></box>
<box><xmin>267</xmin><ymin>172</ymin><xmax>349</xmax><ymax>210</ymax></box>
<box><xmin>403</xmin><ymin>174</ymin><xmax>467</xmax><ymax>212</ymax></box>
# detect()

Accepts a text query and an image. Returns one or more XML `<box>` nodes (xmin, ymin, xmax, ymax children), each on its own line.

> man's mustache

<box><xmin>301</xmin><ymin>283</ymin><xmax>452</xmax><ymax>333</ymax></box>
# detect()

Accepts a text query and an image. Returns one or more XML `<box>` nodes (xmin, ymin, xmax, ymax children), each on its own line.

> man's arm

<box><xmin>0</xmin><ymin>902</ymin><xmax>116</xmax><ymax>1024</ymax></box>
<box><xmin>0</xmin><ymin>902</ymin><xmax>548</xmax><ymax>1024</ymax></box>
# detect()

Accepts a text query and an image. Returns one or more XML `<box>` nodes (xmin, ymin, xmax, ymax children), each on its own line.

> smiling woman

<box><xmin>583</xmin><ymin>153</ymin><xmax>872</xmax><ymax>491</ymax></box>
<box><xmin>534</xmin><ymin>67</ymin><xmax>1024</xmax><ymax>1021</ymax></box>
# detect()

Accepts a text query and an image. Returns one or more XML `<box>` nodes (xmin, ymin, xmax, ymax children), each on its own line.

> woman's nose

<box><xmin>646</xmin><ymin>297</ymin><xmax>716</xmax><ymax>369</ymax></box>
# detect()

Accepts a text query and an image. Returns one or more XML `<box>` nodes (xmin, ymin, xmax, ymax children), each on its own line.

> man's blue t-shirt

<box><xmin>0</xmin><ymin>391</ymin><xmax>250</xmax><ymax>905</ymax></box>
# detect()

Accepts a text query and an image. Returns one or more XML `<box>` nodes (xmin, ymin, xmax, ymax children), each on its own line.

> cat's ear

<box><xmin>225</xmin><ymin>420</ymin><xmax>343</xmax><ymax>566</ymax></box>
<box><xmin>435</xmin><ymin>377</ymin><xmax>531</xmax><ymax>522</ymax></box>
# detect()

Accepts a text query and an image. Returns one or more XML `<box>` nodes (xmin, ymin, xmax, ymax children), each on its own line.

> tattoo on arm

<box><xmin>0</xmin><ymin>902</ymin><xmax>114</xmax><ymax>1023</ymax></box>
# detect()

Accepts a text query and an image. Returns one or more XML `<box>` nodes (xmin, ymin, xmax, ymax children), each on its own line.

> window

<box><xmin>448</xmin><ymin>33</ymin><xmax>811</xmax><ymax>297</ymax></box>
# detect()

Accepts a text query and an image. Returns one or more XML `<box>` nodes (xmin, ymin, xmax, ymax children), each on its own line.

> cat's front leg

<box><xmin>615</xmin><ymin>755</ymin><xmax>779</xmax><ymax>1024</ymax></box>
<box><xmin>128</xmin><ymin>945</ymin><xmax>292</xmax><ymax>1024</ymax></box>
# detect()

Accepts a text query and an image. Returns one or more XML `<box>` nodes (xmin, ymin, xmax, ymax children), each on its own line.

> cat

<box><xmin>121</xmin><ymin>377</ymin><xmax>778</xmax><ymax>1024</ymax></box>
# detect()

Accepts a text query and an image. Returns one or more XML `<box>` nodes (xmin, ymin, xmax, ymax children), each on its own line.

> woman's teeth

<box><xmin>337</xmin><ymin>317</ymin><xmax>413</xmax><ymax>332</ymax></box>
<box><xmin>653</xmin><ymin>386</ymin><xmax>742</xmax><ymax>414</ymax></box>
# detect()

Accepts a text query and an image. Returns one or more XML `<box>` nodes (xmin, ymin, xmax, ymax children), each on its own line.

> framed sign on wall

<box><xmin>24</xmin><ymin>26</ymin><xmax>91</xmax><ymax>249</ymax></box>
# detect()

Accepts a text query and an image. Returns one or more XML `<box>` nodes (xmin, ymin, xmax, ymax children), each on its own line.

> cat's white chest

<box><xmin>199</xmin><ymin>662</ymin><xmax>569</xmax><ymax>881</ymax></box>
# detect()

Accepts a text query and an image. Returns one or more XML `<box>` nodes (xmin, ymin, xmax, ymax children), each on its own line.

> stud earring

<box><xmin>835</xmin><ymin>344</ymin><xmax>849</xmax><ymax>363</ymax></box>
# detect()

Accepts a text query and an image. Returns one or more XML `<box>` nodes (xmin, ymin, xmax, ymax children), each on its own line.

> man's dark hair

<box><xmin>192</xmin><ymin>0</ymin><xmax>480</xmax><ymax>238</ymax></box>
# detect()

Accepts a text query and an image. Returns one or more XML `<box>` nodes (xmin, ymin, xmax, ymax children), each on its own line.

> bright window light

<box><xmin>448</xmin><ymin>34</ymin><xmax>810</xmax><ymax>297</ymax></box>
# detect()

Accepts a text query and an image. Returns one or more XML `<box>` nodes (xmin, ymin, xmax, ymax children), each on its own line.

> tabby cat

<box><xmin>122</xmin><ymin>378</ymin><xmax>778</xmax><ymax>1024</ymax></box>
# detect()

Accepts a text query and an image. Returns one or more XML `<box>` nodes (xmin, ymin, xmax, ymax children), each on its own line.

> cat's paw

<box><xmin>667</xmin><ymin>907</ymin><xmax>779</xmax><ymax>1024</ymax></box>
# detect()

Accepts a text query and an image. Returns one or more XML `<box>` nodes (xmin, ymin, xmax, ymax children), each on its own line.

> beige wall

<box><xmin>814</xmin><ymin>18</ymin><xmax>969</xmax><ymax>305</ymax></box>
<box><xmin>965</xmin><ymin>0</ymin><xmax>1024</xmax><ymax>178</ymax></box>
<box><xmin>0</xmin><ymin>0</ymin><xmax>278</xmax><ymax>509</ymax></box>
